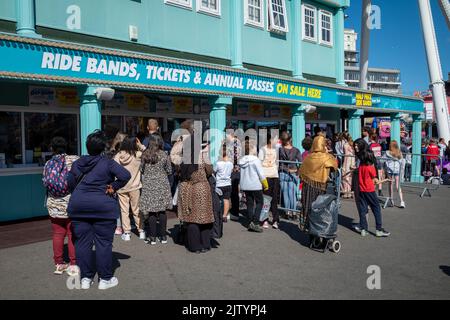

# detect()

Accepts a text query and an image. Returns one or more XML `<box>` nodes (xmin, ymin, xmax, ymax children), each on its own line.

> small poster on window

<box><xmin>56</xmin><ymin>87</ymin><xmax>79</xmax><ymax>108</ymax></box>
<box><xmin>236</xmin><ymin>102</ymin><xmax>249</xmax><ymax>117</ymax></box>
<box><xmin>29</xmin><ymin>86</ymin><xmax>56</xmax><ymax>107</ymax></box>
<box><xmin>173</xmin><ymin>97</ymin><xmax>193</xmax><ymax>114</ymax></box>
<box><xmin>280</xmin><ymin>106</ymin><xmax>292</xmax><ymax>118</ymax></box>
<box><xmin>126</xmin><ymin>93</ymin><xmax>149</xmax><ymax>112</ymax></box>
<box><xmin>105</xmin><ymin>92</ymin><xmax>126</xmax><ymax>110</ymax></box>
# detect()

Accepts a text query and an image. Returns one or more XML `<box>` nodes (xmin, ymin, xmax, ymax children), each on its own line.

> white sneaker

<box><xmin>66</xmin><ymin>265</ymin><xmax>80</xmax><ymax>277</ymax></box>
<box><xmin>262</xmin><ymin>221</ymin><xmax>270</xmax><ymax>229</ymax></box>
<box><xmin>98</xmin><ymin>277</ymin><xmax>119</xmax><ymax>290</ymax></box>
<box><xmin>400</xmin><ymin>201</ymin><xmax>406</xmax><ymax>209</ymax></box>
<box><xmin>139</xmin><ymin>231</ymin><xmax>146</xmax><ymax>240</ymax></box>
<box><xmin>361</xmin><ymin>230</ymin><xmax>369</xmax><ymax>237</ymax></box>
<box><xmin>272</xmin><ymin>222</ymin><xmax>279</xmax><ymax>229</ymax></box>
<box><xmin>81</xmin><ymin>278</ymin><xmax>94</xmax><ymax>290</ymax></box>
<box><xmin>121</xmin><ymin>233</ymin><xmax>131</xmax><ymax>241</ymax></box>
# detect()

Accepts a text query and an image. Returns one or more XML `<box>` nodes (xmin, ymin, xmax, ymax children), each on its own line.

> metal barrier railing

<box><xmin>276</xmin><ymin>160</ymin><xmax>302</xmax><ymax>216</ymax></box>
<box><xmin>336</xmin><ymin>152</ymin><xmax>444</xmax><ymax>201</ymax></box>
<box><xmin>401</xmin><ymin>153</ymin><xmax>444</xmax><ymax>198</ymax></box>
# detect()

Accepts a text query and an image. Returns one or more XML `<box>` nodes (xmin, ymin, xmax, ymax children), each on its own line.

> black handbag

<box><xmin>173</xmin><ymin>221</ymin><xmax>187</xmax><ymax>246</ymax></box>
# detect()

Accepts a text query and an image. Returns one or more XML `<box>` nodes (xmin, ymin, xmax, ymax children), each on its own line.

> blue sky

<box><xmin>344</xmin><ymin>0</ymin><xmax>450</xmax><ymax>96</ymax></box>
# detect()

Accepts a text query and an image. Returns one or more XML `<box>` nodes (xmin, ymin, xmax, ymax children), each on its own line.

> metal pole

<box><xmin>438</xmin><ymin>0</ymin><xmax>450</xmax><ymax>29</ymax></box>
<box><xmin>359</xmin><ymin>0</ymin><xmax>371</xmax><ymax>90</ymax></box>
<box><xmin>418</xmin><ymin>0</ymin><xmax>450</xmax><ymax>142</ymax></box>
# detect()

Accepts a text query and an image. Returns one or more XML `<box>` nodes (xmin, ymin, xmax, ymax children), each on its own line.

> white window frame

<box><xmin>319</xmin><ymin>9</ymin><xmax>333</xmax><ymax>46</ymax></box>
<box><xmin>302</xmin><ymin>4</ymin><xmax>317</xmax><ymax>42</ymax></box>
<box><xmin>0</xmin><ymin>105</ymin><xmax>81</xmax><ymax>176</ymax></box>
<box><xmin>164</xmin><ymin>0</ymin><xmax>193</xmax><ymax>10</ymax></box>
<box><xmin>267</xmin><ymin>0</ymin><xmax>289</xmax><ymax>33</ymax></box>
<box><xmin>244</xmin><ymin>0</ymin><xmax>265</xmax><ymax>29</ymax></box>
<box><xmin>196</xmin><ymin>0</ymin><xmax>221</xmax><ymax>17</ymax></box>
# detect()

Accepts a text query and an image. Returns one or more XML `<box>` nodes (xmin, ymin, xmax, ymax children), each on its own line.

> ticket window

<box><xmin>102</xmin><ymin>115</ymin><xmax>123</xmax><ymax>141</ymax></box>
<box><xmin>306</xmin><ymin>123</ymin><xmax>336</xmax><ymax>138</ymax></box>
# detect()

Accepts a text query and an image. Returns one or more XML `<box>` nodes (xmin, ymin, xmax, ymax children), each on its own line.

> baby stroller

<box><xmin>308</xmin><ymin>169</ymin><xmax>342</xmax><ymax>254</ymax></box>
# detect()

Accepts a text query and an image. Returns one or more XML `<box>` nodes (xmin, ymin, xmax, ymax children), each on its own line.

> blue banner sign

<box><xmin>0</xmin><ymin>35</ymin><xmax>423</xmax><ymax>113</ymax></box>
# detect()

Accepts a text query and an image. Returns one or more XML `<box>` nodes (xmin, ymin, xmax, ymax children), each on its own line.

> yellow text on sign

<box><xmin>356</xmin><ymin>93</ymin><xmax>373</xmax><ymax>107</ymax></box>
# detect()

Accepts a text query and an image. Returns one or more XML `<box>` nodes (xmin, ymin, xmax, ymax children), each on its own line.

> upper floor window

<box><xmin>197</xmin><ymin>0</ymin><xmax>221</xmax><ymax>17</ymax></box>
<box><xmin>319</xmin><ymin>10</ymin><xmax>333</xmax><ymax>46</ymax></box>
<box><xmin>164</xmin><ymin>0</ymin><xmax>193</xmax><ymax>10</ymax></box>
<box><xmin>268</xmin><ymin>0</ymin><xmax>289</xmax><ymax>33</ymax></box>
<box><xmin>302</xmin><ymin>4</ymin><xmax>316</xmax><ymax>41</ymax></box>
<box><xmin>244</xmin><ymin>0</ymin><xmax>264</xmax><ymax>28</ymax></box>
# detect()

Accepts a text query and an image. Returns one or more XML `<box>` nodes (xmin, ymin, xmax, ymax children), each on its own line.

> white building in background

<box><xmin>344</xmin><ymin>29</ymin><xmax>403</xmax><ymax>94</ymax></box>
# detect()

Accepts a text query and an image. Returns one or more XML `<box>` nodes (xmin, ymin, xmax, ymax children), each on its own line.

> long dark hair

<box><xmin>120</xmin><ymin>136</ymin><xmax>138</xmax><ymax>157</ymax></box>
<box><xmin>142</xmin><ymin>134</ymin><xmax>164</xmax><ymax>164</ymax></box>
<box><xmin>354</xmin><ymin>138</ymin><xmax>376</xmax><ymax>165</ymax></box>
<box><xmin>179</xmin><ymin>134</ymin><xmax>199</xmax><ymax>181</ymax></box>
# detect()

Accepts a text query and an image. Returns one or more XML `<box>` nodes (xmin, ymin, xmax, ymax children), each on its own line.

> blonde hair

<box><xmin>110</xmin><ymin>132</ymin><xmax>127</xmax><ymax>152</ymax></box>
<box><xmin>390</xmin><ymin>140</ymin><xmax>402</xmax><ymax>159</ymax></box>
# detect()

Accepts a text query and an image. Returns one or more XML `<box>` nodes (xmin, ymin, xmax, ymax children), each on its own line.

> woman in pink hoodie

<box><xmin>114</xmin><ymin>136</ymin><xmax>146</xmax><ymax>241</ymax></box>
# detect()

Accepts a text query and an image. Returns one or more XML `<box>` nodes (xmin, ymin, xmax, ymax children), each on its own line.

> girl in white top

<box><xmin>214</xmin><ymin>145</ymin><xmax>234</xmax><ymax>222</ymax></box>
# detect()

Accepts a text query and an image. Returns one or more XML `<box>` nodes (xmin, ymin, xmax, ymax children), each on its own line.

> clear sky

<box><xmin>344</xmin><ymin>0</ymin><xmax>450</xmax><ymax>96</ymax></box>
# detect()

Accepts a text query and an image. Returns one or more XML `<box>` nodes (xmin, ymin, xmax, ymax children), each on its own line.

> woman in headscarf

<box><xmin>299</xmin><ymin>135</ymin><xmax>338</xmax><ymax>232</ymax></box>
<box><xmin>177</xmin><ymin>133</ymin><xmax>215</xmax><ymax>253</ymax></box>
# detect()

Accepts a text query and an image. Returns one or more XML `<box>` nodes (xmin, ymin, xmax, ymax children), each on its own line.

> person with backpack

<box><xmin>43</xmin><ymin>137</ymin><xmax>79</xmax><ymax>276</ymax></box>
<box><xmin>353</xmin><ymin>138</ymin><xmax>390</xmax><ymax>237</ymax></box>
<box><xmin>114</xmin><ymin>135</ymin><xmax>147</xmax><ymax>242</ymax></box>
<box><xmin>258</xmin><ymin>134</ymin><xmax>280</xmax><ymax>229</ymax></box>
<box><xmin>67</xmin><ymin>130</ymin><xmax>131</xmax><ymax>290</ymax></box>
<box><xmin>140</xmin><ymin>134</ymin><xmax>173</xmax><ymax>245</ymax></box>
<box><xmin>239</xmin><ymin>140</ymin><xmax>269</xmax><ymax>233</ymax></box>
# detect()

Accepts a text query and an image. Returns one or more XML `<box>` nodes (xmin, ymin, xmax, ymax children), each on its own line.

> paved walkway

<box><xmin>0</xmin><ymin>186</ymin><xmax>449</xmax><ymax>300</ymax></box>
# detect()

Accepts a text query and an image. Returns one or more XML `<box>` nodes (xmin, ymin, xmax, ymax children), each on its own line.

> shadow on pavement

<box><xmin>112</xmin><ymin>251</ymin><xmax>131</xmax><ymax>273</ymax></box>
<box><xmin>439</xmin><ymin>265</ymin><xmax>450</xmax><ymax>276</ymax></box>
<box><xmin>278</xmin><ymin>220</ymin><xmax>311</xmax><ymax>248</ymax></box>
<box><xmin>338</xmin><ymin>214</ymin><xmax>357</xmax><ymax>233</ymax></box>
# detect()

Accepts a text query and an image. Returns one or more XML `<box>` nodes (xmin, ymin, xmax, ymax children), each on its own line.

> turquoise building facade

<box><xmin>0</xmin><ymin>0</ymin><xmax>423</xmax><ymax>222</ymax></box>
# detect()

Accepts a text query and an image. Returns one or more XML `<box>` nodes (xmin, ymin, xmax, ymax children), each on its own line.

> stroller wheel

<box><xmin>312</xmin><ymin>237</ymin><xmax>322</xmax><ymax>248</ymax></box>
<box><xmin>331</xmin><ymin>241</ymin><xmax>341</xmax><ymax>253</ymax></box>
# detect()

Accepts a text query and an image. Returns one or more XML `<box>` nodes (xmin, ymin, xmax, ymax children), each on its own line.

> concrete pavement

<box><xmin>0</xmin><ymin>186</ymin><xmax>449</xmax><ymax>300</ymax></box>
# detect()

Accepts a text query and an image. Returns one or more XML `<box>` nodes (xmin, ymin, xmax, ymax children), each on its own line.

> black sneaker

<box><xmin>248</xmin><ymin>222</ymin><xmax>263</xmax><ymax>233</ymax></box>
<box><xmin>160</xmin><ymin>236</ymin><xmax>168</xmax><ymax>244</ymax></box>
<box><xmin>146</xmin><ymin>237</ymin><xmax>157</xmax><ymax>245</ymax></box>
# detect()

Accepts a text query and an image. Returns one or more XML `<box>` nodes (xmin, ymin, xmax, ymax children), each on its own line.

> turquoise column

<box><xmin>292</xmin><ymin>0</ymin><xmax>305</xmax><ymax>79</ymax></box>
<box><xmin>335</xmin><ymin>7</ymin><xmax>346</xmax><ymax>85</ymax></box>
<box><xmin>230</xmin><ymin>0</ymin><xmax>243</xmax><ymax>69</ymax></box>
<box><xmin>292</xmin><ymin>105</ymin><xmax>306</xmax><ymax>152</ymax></box>
<box><xmin>78</xmin><ymin>86</ymin><xmax>101</xmax><ymax>155</ymax></box>
<box><xmin>15</xmin><ymin>0</ymin><xmax>40</xmax><ymax>37</ymax></box>
<box><xmin>411</xmin><ymin>114</ymin><xmax>425</xmax><ymax>183</ymax></box>
<box><xmin>390</xmin><ymin>113</ymin><xmax>402</xmax><ymax>144</ymax></box>
<box><xmin>348</xmin><ymin>109</ymin><xmax>364</xmax><ymax>140</ymax></box>
<box><xmin>209</xmin><ymin>96</ymin><xmax>232</xmax><ymax>164</ymax></box>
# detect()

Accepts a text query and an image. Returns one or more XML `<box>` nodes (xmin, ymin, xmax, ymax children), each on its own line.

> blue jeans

<box><xmin>280</xmin><ymin>172</ymin><xmax>299</xmax><ymax>211</ymax></box>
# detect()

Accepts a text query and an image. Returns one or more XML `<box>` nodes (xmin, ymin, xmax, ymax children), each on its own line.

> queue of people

<box><xmin>47</xmin><ymin>120</ymin><xmax>434</xmax><ymax>290</ymax></box>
